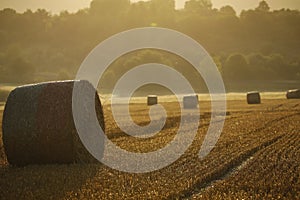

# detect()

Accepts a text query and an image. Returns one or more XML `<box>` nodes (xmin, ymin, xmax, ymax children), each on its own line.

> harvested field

<box><xmin>191</xmin><ymin>128</ymin><xmax>300</xmax><ymax>199</ymax></box>
<box><xmin>0</xmin><ymin>97</ymin><xmax>299</xmax><ymax>199</ymax></box>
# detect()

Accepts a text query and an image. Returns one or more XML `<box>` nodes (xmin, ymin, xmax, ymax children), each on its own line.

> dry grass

<box><xmin>0</xmin><ymin>99</ymin><xmax>299</xmax><ymax>199</ymax></box>
<box><xmin>193</xmin><ymin>124</ymin><xmax>300</xmax><ymax>199</ymax></box>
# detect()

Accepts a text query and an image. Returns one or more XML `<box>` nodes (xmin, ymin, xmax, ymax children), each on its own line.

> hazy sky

<box><xmin>0</xmin><ymin>0</ymin><xmax>299</xmax><ymax>14</ymax></box>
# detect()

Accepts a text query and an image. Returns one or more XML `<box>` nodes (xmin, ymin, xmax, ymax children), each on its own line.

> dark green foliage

<box><xmin>223</xmin><ymin>53</ymin><xmax>249</xmax><ymax>81</ymax></box>
<box><xmin>0</xmin><ymin>0</ymin><xmax>299</xmax><ymax>89</ymax></box>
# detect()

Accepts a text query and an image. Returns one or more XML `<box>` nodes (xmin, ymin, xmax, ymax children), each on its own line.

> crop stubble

<box><xmin>0</xmin><ymin>99</ymin><xmax>299</xmax><ymax>199</ymax></box>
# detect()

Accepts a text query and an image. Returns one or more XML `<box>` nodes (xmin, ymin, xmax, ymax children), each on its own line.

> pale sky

<box><xmin>0</xmin><ymin>0</ymin><xmax>299</xmax><ymax>14</ymax></box>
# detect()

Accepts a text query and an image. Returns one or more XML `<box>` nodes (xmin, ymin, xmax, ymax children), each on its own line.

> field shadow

<box><xmin>0</xmin><ymin>162</ymin><xmax>103</xmax><ymax>199</ymax></box>
<box><xmin>0</xmin><ymin>108</ymin><xmax>102</xmax><ymax>199</ymax></box>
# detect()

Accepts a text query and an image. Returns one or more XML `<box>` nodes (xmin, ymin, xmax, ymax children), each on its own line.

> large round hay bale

<box><xmin>2</xmin><ymin>80</ymin><xmax>104</xmax><ymax>166</ymax></box>
<box><xmin>147</xmin><ymin>95</ymin><xmax>158</xmax><ymax>106</ymax></box>
<box><xmin>286</xmin><ymin>89</ymin><xmax>300</xmax><ymax>99</ymax></box>
<box><xmin>247</xmin><ymin>91</ymin><xmax>261</xmax><ymax>104</ymax></box>
<box><xmin>183</xmin><ymin>94</ymin><xmax>198</xmax><ymax>109</ymax></box>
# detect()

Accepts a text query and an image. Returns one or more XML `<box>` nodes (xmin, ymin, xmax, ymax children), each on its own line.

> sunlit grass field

<box><xmin>0</xmin><ymin>96</ymin><xmax>299</xmax><ymax>199</ymax></box>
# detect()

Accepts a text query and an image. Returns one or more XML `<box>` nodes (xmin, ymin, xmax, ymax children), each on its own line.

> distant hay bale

<box><xmin>2</xmin><ymin>80</ymin><xmax>104</xmax><ymax>166</ymax></box>
<box><xmin>183</xmin><ymin>94</ymin><xmax>198</xmax><ymax>109</ymax></box>
<box><xmin>147</xmin><ymin>95</ymin><xmax>158</xmax><ymax>106</ymax></box>
<box><xmin>247</xmin><ymin>91</ymin><xmax>261</xmax><ymax>104</ymax></box>
<box><xmin>286</xmin><ymin>89</ymin><xmax>300</xmax><ymax>99</ymax></box>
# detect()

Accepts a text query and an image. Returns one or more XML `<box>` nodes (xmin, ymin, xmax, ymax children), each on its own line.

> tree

<box><xmin>0</xmin><ymin>8</ymin><xmax>17</xmax><ymax>17</ymax></box>
<box><xmin>149</xmin><ymin>0</ymin><xmax>176</xmax><ymax>26</ymax></box>
<box><xmin>219</xmin><ymin>5</ymin><xmax>236</xmax><ymax>16</ymax></box>
<box><xmin>127</xmin><ymin>1</ymin><xmax>151</xmax><ymax>27</ymax></box>
<box><xmin>256</xmin><ymin>1</ymin><xmax>270</xmax><ymax>12</ymax></box>
<box><xmin>0</xmin><ymin>0</ymin><xmax>299</xmax><ymax>87</ymax></box>
<box><xmin>247</xmin><ymin>53</ymin><xmax>273</xmax><ymax>80</ymax></box>
<box><xmin>223</xmin><ymin>54</ymin><xmax>249</xmax><ymax>81</ymax></box>
<box><xmin>184</xmin><ymin>0</ymin><xmax>212</xmax><ymax>14</ymax></box>
<box><xmin>248</xmin><ymin>53</ymin><xmax>267</xmax><ymax>68</ymax></box>
<box><xmin>90</xmin><ymin>0</ymin><xmax>130</xmax><ymax>16</ymax></box>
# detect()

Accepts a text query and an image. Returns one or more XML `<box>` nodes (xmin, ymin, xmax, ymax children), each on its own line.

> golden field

<box><xmin>0</xmin><ymin>97</ymin><xmax>299</xmax><ymax>199</ymax></box>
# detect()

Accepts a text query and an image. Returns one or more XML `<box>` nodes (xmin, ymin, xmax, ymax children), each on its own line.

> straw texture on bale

<box><xmin>183</xmin><ymin>95</ymin><xmax>198</xmax><ymax>109</ymax></box>
<box><xmin>2</xmin><ymin>80</ymin><xmax>104</xmax><ymax>166</ymax></box>
<box><xmin>286</xmin><ymin>89</ymin><xmax>300</xmax><ymax>99</ymax></box>
<box><xmin>247</xmin><ymin>91</ymin><xmax>261</xmax><ymax>104</ymax></box>
<box><xmin>147</xmin><ymin>95</ymin><xmax>158</xmax><ymax>106</ymax></box>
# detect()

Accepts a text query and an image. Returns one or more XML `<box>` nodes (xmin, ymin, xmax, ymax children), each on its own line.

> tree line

<box><xmin>0</xmin><ymin>0</ymin><xmax>299</xmax><ymax>91</ymax></box>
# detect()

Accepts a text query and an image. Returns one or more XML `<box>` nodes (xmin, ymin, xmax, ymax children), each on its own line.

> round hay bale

<box><xmin>183</xmin><ymin>94</ymin><xmax>198</xmax><ymax>109</ymax></box>
<box><xmin>147</xmin><ymin>95</ymin><xmax>158</xmax><ymax>106</ymax></box>
<box><xmin>2</xmin><ymin>80</ymin><xmax>104</xmax><ymax>166</ymax></box>
<box><xmin>247</xmin><ymin>91</ymin><xmax>261</xmax><ymax>104</ymax></box>
<box><xmin>286</xmin><ymin>89</ymin><xmax>300</xmax><ymax>99</ymax></box>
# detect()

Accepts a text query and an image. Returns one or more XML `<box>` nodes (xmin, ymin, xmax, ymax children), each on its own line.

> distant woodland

<box><xmin>0</xmin><ymin>0</ymin><xmax>299</xmax><ymax>92</ymax></box>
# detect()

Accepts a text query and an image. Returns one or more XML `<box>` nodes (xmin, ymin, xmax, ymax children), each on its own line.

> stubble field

<box><xmin>0</xmin><ymin>97</ymin><xmax>299</xmax><ymax>199</ymax></box>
